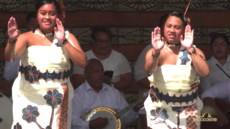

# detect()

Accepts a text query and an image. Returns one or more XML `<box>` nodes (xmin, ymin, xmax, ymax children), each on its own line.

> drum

<box><xmin>83</xmin><ymin>107</ymin><xmax>121</xmax><ymax>129</ymax></box>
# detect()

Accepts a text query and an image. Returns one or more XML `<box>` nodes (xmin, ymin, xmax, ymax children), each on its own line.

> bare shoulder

<box><xmin>161</xmin><ymin>46</ymin><xmax>169</xmax><ymax>53</ymax></box>
<box><xmin>16</xmin><ymin>31</ymin><xmax>34</xmax><ymax>41</ymax></box>
<box><xmin>67</xmin><ymin>32</ymin><xmax>79</xmax><ymax>43</ymax></box>
<box><xmin>68</xmin><ymin>32</ymin><xmax>77</xmax><ymax>40</ymax></box>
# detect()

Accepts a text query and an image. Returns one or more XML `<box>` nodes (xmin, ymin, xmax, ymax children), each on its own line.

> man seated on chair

<box><xmin>71</xmin><ymin>59</ymin><xmax>142</xmax><ymax>129</ymax></box>
<box><xmin>202</xmin><ymin>80</ymin><xmax>230</xmax><ymax>127</ymax></box>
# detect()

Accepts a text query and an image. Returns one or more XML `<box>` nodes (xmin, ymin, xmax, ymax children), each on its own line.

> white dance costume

<box><xmin>11</xmin><ymin>31</ymin><xmax>74</xmax><ymax>129</ymax></box>
<box><xmin>144</xmin><ymin>46</ymin><xmax>203</xmax><ymax>129</ymax></box>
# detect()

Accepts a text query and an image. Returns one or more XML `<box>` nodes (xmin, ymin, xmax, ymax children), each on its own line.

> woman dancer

<box><xmin>5</xmin><ymin>0</ymin><xmax>86</xmax><ymax>128</ymax></box>
<box><xmin>144</xmin><ymin>12</ymin><xmax>210</xmax><ymax>129</ymax></box>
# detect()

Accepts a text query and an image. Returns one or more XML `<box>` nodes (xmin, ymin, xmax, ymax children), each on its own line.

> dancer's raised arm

<box><xmin>5</xmin><ymin>17</ymin><xmax>28</xmax><ymax>62</ymax></box>
<box><xmin>145</xmin><ymin>27</ymin><xmax>165</xmax><ymax>74</ymax></box>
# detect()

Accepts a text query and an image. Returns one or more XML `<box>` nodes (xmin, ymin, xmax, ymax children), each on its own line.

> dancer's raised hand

<box><xmin>151</xmin><ymin>27</ymin><xmax>165</xmax><ymax>53</ymax></box>
<box><xmin>180</xmin><ymin>25</ymin><xmax>194</xmax><ymax>49</ymax></box>
<box><xmin>8</xmin><ymin>17</ymin><xmax>20</xmax><ymax>41</ymax></box>
<box><xmin>54</xmin><ymin>18</ymin><xmax>65</xmax><ymax>41</ymax></box>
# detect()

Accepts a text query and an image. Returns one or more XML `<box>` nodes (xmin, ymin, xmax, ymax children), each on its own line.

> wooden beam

<box><xmin>1</xmin><ymin>11</ymin><xmax>230</xmax><ymax>28</ymax></box>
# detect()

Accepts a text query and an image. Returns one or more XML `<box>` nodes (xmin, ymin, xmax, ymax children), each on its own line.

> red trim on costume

<box><xmin>185</xmin><ymin>105</ymin><xmax>198</xmax><ymax>129</ymax></box>
<box><xmin>58</xmin><ymin>83</ymin><xmax>68</xmax><ymax>129</ymax></box>
<box><xmin>190</xmin><ymin>82</ymin><xmax>199</xmax><ymax>91</ymax></box>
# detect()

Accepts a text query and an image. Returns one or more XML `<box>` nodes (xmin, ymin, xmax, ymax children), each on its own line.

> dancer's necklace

<box><xmin>39</xmin><ymin>28</ymin><xmax>54</xmax><ymax>37</ymax></box>
<box><xmin>167</xmin><ymin>42</ymin><xmax>181</xmax><ymax>47</ymax></box>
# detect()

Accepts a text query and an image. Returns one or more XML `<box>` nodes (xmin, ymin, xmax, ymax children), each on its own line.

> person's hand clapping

<box><xmin>54</xmin><ymin>18</ymin><xmax>65</xmax><ymax>41</ymax></box>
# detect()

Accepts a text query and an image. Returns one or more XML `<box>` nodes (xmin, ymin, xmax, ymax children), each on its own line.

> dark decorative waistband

<box><xmin>19</xmin><ymin>65</ymin><xmax>71</xmax><ymax>83</ymax></box>
<box><xmin>149</xmin><ymin>85</ymin><xmax>198</xmax><ymax>105</ymax></box>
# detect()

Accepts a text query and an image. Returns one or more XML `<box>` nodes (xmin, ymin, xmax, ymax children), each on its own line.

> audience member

<box><xmin>200</xmin><ymin>34</ymin><xmax>230</xmax><ymax>94</ymax></box>
<box><xmin>71</xmin><ymin>59</ymin><xmax>142</xmax><ymax>129</ymax></box>
<box><xmin>72</xmin><ymin>26</ymin><xmax>132</xmax><ymax>92</ymax></box>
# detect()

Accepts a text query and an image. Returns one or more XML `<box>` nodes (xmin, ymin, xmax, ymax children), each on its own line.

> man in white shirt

<box><xmin>200</xmin><ymin>34</ymin><xmax>230</xmax><ymax>94</ymax></box>
<box><xmin>4</xmin><ymin>12</ymin><xmax>38</xmax><ymax>81</ymax></box>
<box><xmin>72</xmin><ymin>26</ymin><xmax>132</xmax><ymax>91</ymax></box>
<box><xmin>71</xmin><ymin>59</ymin><xmax>142</xmax><ymax>129</ymax></box>
<box><xmin>202</xmin><ymin>80</ymin><xmax>230</xmax><ymax>127</ymax></box>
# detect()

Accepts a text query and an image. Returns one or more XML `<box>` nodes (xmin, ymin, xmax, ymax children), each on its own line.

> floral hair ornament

<box><xmin>56</xmin><ymin>0</ymin><xmax>66</xmax><ymax>23</ymax></box>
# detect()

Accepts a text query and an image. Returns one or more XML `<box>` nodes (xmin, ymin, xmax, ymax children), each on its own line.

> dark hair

<box><xmin>36</xmin><ymin>0</ymin><xmax>60</xmax><ymax>13</ymax></box>
<box><xmin>210</xmin><ymin>33</ymin><xmax>230</xmax><ymax>46</ymax></box>
<box><xmin>36</xmin><ymin>0</ymin><xmax>65</xmax><ymax>21</ymax></box>
<box><xmin>26</xmin><ymin>12</ymin><xmax>37</xmax><ymax>24</ymax></box>
<box><xmin>85</xmin><ymin>58</ymin><xmax>102</xmax><ymax>71</ymax></box>
<box><xmin>158</xmin><ymin>12</ymin><xmax>188</xmax><ymax>37</ymax></box>
<box><xmin>91</xmin><ymin>26</ymin><xmax>113</xmax><ymax>40</ymax></box>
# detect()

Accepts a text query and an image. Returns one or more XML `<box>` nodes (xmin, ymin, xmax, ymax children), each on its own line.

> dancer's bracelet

<box><xmin>8</xmin><ymin>38</ymin><xmax>17</xmax><ymax>44</ymax></box>
<box><xmin>8</xmin><ymin>30</ymin><xmax>20</xmax><ymax>44</ymax></box>
<box><xmin>59</xmin><ymin>38</ymin><xmax>68</xmax><ymax>45</ymax></box>
<box><xmin>152</xmin><ymin>51</ymin><xmax>160</xmax><ymax>58</ymax></box>
<box><xmin>186</xmin><ymin>46</ymin><xmax>196</xmax><ymax>55</ymax></box>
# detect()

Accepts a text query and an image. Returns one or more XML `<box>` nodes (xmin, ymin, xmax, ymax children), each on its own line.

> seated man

<box><xmin>202</xmin><ymin>80</ymin><xmax>230</xmax><ymax>128</ymax></box>
<box><xmin>71</xmin><ymin>59</ymin><xmax>142</xmax><ymax>129</ymax></box>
